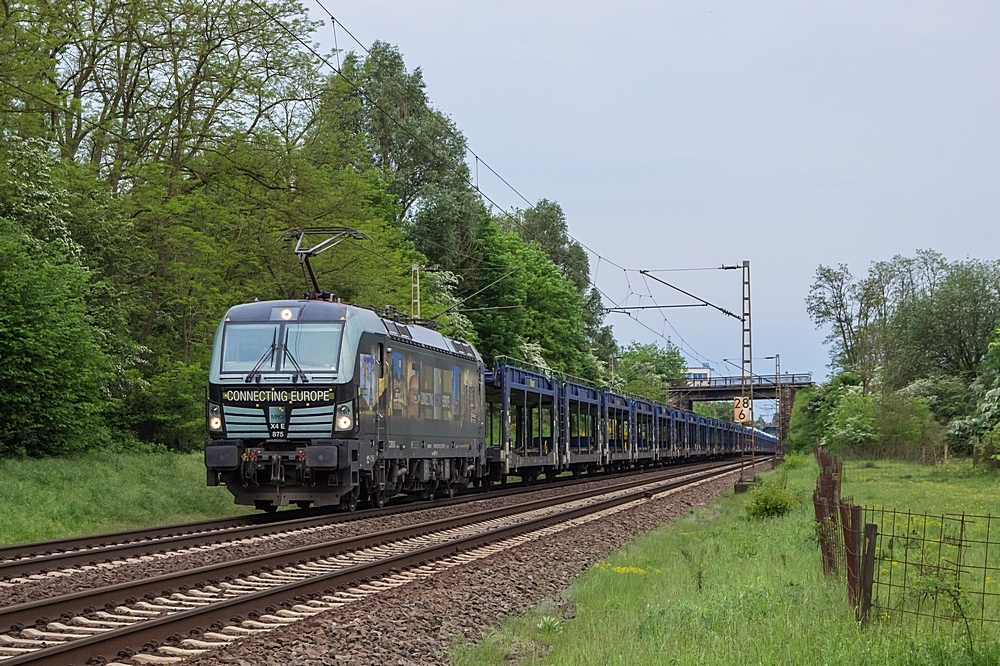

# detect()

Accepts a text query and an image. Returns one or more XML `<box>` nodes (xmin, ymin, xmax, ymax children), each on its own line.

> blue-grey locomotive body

<box><xmin>204</xmin><ymin>298</ymin><xmax>779</xmax><ymax>511</ymax></box>
<box><xmin>204</xmin><ymin>298</ymin><xmax>485</xmax><ymax>511</ymax></box>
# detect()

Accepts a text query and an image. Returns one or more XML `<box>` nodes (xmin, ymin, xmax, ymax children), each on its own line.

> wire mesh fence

<box><xmin>812</xmin><ymin>446</ymin><xmax>1000</xmax><ymax>633</ymax></box>
<box><xmin>865</xmin><ymin>508</ymin><xmax>1000</xmax><ymax>632</ymax></box>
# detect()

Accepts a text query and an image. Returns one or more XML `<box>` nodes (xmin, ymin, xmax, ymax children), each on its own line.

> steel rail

<box><xmin>0</xmin><ymin>460</ymin><xmax>739</xmax><ymax>630</ymax></box>
<box><xmin>2</xmin><ymin>459</ymin><xmax>758</xmax><ymax>666</ymax></box>
<box><xmin>0</xmin><ymin>458</ymin><xmax>733</xmax><ymax>579</ymax></box>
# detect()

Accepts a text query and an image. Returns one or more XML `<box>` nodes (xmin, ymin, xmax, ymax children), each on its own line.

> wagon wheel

<box><xmin>370</xmin><ymin>484</ymin><xmax>389</xmax><ymax>509</ymax></box>
<box><xmin>340</xmin><ymin>486</ymin><xmax>360</xmax><ymax>512</ymax></box>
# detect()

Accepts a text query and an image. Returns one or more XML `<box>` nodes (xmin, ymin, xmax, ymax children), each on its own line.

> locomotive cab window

<box><xmin>220</xmin><ymin>321</ymin><xmax>342</xmax><ymax>374</ymax></box>
<box><xmin>283</xmin><ymin>323</ymin><xmax>342</xmax><ymax>371</ymax></box>
<box><xmin>221</xmin><ymin>323</ymin><xmax>280</xmax><ymax>373</ymax></box>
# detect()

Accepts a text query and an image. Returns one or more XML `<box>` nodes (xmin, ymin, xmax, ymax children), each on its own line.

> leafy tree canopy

<box><xmin>611</xmin><ymin>342</ymin><xmax>686</xmax><ymax>403</ymax></box>
<box><xmin>0</xmin><ymin>0</ymin><xmax>637</xmax><ymax>454</ymax></box>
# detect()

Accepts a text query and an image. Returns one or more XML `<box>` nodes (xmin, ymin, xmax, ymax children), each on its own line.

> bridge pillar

<box><xmin>778</xmin><ymin>386</ymin><xmax>798</xmax><ymax>447</ymax></box>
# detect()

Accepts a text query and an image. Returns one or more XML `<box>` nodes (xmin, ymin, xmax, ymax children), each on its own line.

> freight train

<box><xmin>203</xmin><ymin>297</ymin><xmax>778</xmax><ymax>511</ymax></box>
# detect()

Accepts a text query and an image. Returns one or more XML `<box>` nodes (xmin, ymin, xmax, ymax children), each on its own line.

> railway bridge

<box><xmin>666</xmin><ymin>373</ymin><xmax>815</xmax><ymax>443</ymax></box>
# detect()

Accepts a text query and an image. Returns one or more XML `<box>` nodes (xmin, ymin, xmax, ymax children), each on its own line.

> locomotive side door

<box><xmin>364</xmin><ymin>337</ymin><xmax>390</xmax><ymax>503</ymax></box>
<box><xmin>376</xmin><ymin>339</ymin><xmax>387</xmax><ymax>454</ymax></box>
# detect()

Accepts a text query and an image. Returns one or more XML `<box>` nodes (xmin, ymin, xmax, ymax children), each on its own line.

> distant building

<box><xmin>686</xmin><ymin>365</ymin><xmax>712</xmax><ymax>386</ymax></box>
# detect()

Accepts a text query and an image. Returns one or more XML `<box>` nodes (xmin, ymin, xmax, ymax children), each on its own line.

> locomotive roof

<box><xmin>225</xmin><ymin>299</ymin><xmax>350</xmax><ymax>322</ymax></box>
<box><xmin>223</xmin><ymin>299</ymin><xmax>479</xmax><ymax>360</ymax></box>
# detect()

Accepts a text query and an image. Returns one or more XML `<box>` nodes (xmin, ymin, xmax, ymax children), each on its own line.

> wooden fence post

<box><xmin>859</xmin><ymin>522</ymin><xmax>878</xmax><ymax>624</ymax></box>
<box><xmin>840</xmin><ymin>503</ymin><xmax>861</xmax><ymax>606</ymax></box>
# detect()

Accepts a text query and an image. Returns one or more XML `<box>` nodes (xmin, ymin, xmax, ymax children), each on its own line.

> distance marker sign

<box><xmin>733</xmin><ymin>396</ymin><xmax>751</xmax><ymax>422</ymax></box>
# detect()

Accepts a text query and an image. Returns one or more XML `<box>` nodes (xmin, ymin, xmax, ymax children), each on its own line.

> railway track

<box><xmin>0</xmin><ymin>457</ymin><xmax>763</xmax><ymax>665</ymax></box>
<box><xmin>0</xmin><ymin>458</ymin><xmax>734</xmax><ymax>582</ymax></box>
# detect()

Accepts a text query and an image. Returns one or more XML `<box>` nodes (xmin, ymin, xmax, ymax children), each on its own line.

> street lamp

<box><xmin>764</xmin><ymin>354</ymin><xmax>781</xmax><ymax>455</ymax></box>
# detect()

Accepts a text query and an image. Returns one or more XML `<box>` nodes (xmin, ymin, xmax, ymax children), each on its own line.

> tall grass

<box><xmin>0</xmin><ymin>452</ymin><xmax>251</xmax><ymax>545</ymax></box>
<box><xmin>452</xmin><ymin>460</ymin><xmax>1000</xmax><ymax>665</ymax></box>
<box><xmin>841</xmin><ymin>458</ymin><xmax>1000</xmax><ymax>515</ymax></box>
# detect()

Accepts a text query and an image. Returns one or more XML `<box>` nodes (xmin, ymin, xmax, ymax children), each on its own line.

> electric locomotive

<box><xmin>203</xmin><ymin>297</ymin><xmax>486</xmax><ymax>512</ymax></box>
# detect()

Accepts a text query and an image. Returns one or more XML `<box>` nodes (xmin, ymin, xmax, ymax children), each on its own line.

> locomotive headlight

<box><xmin>208</xmin><ymin>403</ymin><xmax>223</xmax><ymax>431</ymax></box>
<box><xmin>280</xmin><ymin>307</ymin><xmax>294</xmax><ymax>320</ymax></box>
<box><xmin>335</xmin><ymin>402</ymin><xmax>354</xmax><ymax>431</ymax></box>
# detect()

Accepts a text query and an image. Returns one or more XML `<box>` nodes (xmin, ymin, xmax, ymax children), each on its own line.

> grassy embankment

<box><xmin>0</xmin><ymin>452</ymin><xmax>251</xmax><ymax>546</ymax></box>
<box><xmin>452</xmin><ymin>457</ymin><xmax>1000</xmax><ymax>666</ymax></box>
<box><xmin>841</xmin><ymin>458</ymin><xmax>1000</xmax><ymax>515</ymax></box>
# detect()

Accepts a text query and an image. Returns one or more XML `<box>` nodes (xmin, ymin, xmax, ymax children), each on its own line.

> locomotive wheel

<box><xmin>254</xmin><ymin>500</ymin><xmax>277</xmax><ymax>513</ymax></box>
<box><xmin>370</xmin><ymin>485</ymin><xmax>388</xmax><ymax>509</ymax></box>
<box><xmin>340</xmin><ymin>487</ymin><xmax>360</xmax><ymax>512</ymax></box>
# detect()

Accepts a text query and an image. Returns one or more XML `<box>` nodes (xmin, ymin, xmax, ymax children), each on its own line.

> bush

<box><xmin>780</xmin><ymin>452</ymin><xmax>810</xmax><ymax>470</ymax></box>
<box><xmin>746</xmin><ymin>482</ymin><xmax>799</xmax><ymax>520</ymax></box>
<box><xmin>130</xmin><ymin>360</ymin><xmax>209</xmax><ymax>452</ymax></box>
<box><xmin>0</xmin><ymin>218</ymin><xmax>110</xmax><ymax>456</ymax></box>
<box><xmin>786</xmin><ymin>373</ymin><xmax>861</xmax><ymax>452</ymax></box>
<box><xmin>825</xmin><ymin>387</ymin><xmax>942</xmax><ymax>459</ymax></box>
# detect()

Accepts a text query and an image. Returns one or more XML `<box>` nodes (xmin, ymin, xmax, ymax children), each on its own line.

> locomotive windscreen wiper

<box><xmin>282</xmin><ymin>328</ymin><xmax>309</xmax><ymax>383</ymax></box>
<box><xmin>244</xmin><ymin>330</ymin><xmax>278</xmax><ymax>383</ymax></box>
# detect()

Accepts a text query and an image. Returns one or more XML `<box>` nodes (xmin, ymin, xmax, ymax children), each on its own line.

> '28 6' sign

<box><xmin>733</xmin><ymin>396</ymin><xmax>751</xmax><ymax>423</ymax></box>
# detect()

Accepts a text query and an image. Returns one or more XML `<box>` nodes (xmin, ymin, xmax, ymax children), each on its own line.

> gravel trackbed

<box><xmin>184</xmin><ymin>467</ymin><xmax>753</xmax><ymax>666</ymax></box>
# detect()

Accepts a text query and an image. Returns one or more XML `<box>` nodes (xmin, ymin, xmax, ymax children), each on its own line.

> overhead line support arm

<box><xmin>638</xmin><ymin>271</ymin><xmax>742</xmax><ymax>321</ymax></box>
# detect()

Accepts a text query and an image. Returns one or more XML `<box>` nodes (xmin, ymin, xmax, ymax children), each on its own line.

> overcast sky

<box><xmin>303</xmin><ymin>1</ymin><xmax>1000</xmax><ymax>391</ymax></box>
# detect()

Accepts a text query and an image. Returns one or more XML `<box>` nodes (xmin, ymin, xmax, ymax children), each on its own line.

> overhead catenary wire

<box><xmin>604</xmin><ymin>304</ymin><xmax>709</xmax><ymax>311</ymax></box>
<box><xmin>426</xmin><ymin>267</ymin><xmax>521</xmax><ymax>321</ymax></box>
<box><xmin>632</xmin><ymin>265</ymin><xmax>741</xmax><ymax>273</ymax></box>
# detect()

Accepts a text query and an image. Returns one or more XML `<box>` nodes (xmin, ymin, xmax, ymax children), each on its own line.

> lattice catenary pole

<box><xmin>741</xmin><ymin>260</ymin><xmax>754</xmax><ymax>479</ymax></box>
<box><xmin>411</xmin><ymin>263</ymin><xmax>421</xmax><ymax>320</ymax></box>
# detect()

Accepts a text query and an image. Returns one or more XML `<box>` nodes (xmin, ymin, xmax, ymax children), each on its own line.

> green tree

<box><xmin>694</xmin><ymin>401</ymin><xmax>735</xmax><ymax>424</ymax></box>
<box><xmin>825</xmin><ymin>389</ymin><xmax>940</xmax><ymax>459</ymax></box>
<box><xmin>505</xmin><ymin>199</ymin><xmax>591</xmax><ymax>293</ymax></box>
<box><xmin>0</xmin><ymin>0</ymin><xmax>620</xmax><ymax>454</ymax></box>
<box><xmin>897</xmin><ymin>376</ymin><xmax>974</xmax><ymax>424</ymax></box>
<box><xmin>611</xmin><ymin>342</ymin><xmax>686</xmax><ymax>403</ymax></box>
<box><xmin>461</xmin><ymin>226</ymin><xmax>600</xmax><ymax>378</ymax></box>
<box><xmin>894</xmin><ymin>260</ymin><xmax>1000</xmax><ymax>381</ymax></box>
<box><xmin>948</xmin><ymin>325</ymin><xmax>1000</xmax><ymax>451</ymax></box>
<box><xmin>341</xmin><ymin>42</ymin><xmax>469</xmax><ymax>224</ymax></box>
<box><xmin>808</xmin><ymin>252</ymin><xmax>999</xmax><ymax>391</ymax></box>
<box><xmin>0</xmin><ymin>142</ymin><xmax>110</xmax><ymax>456</ymax></box>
